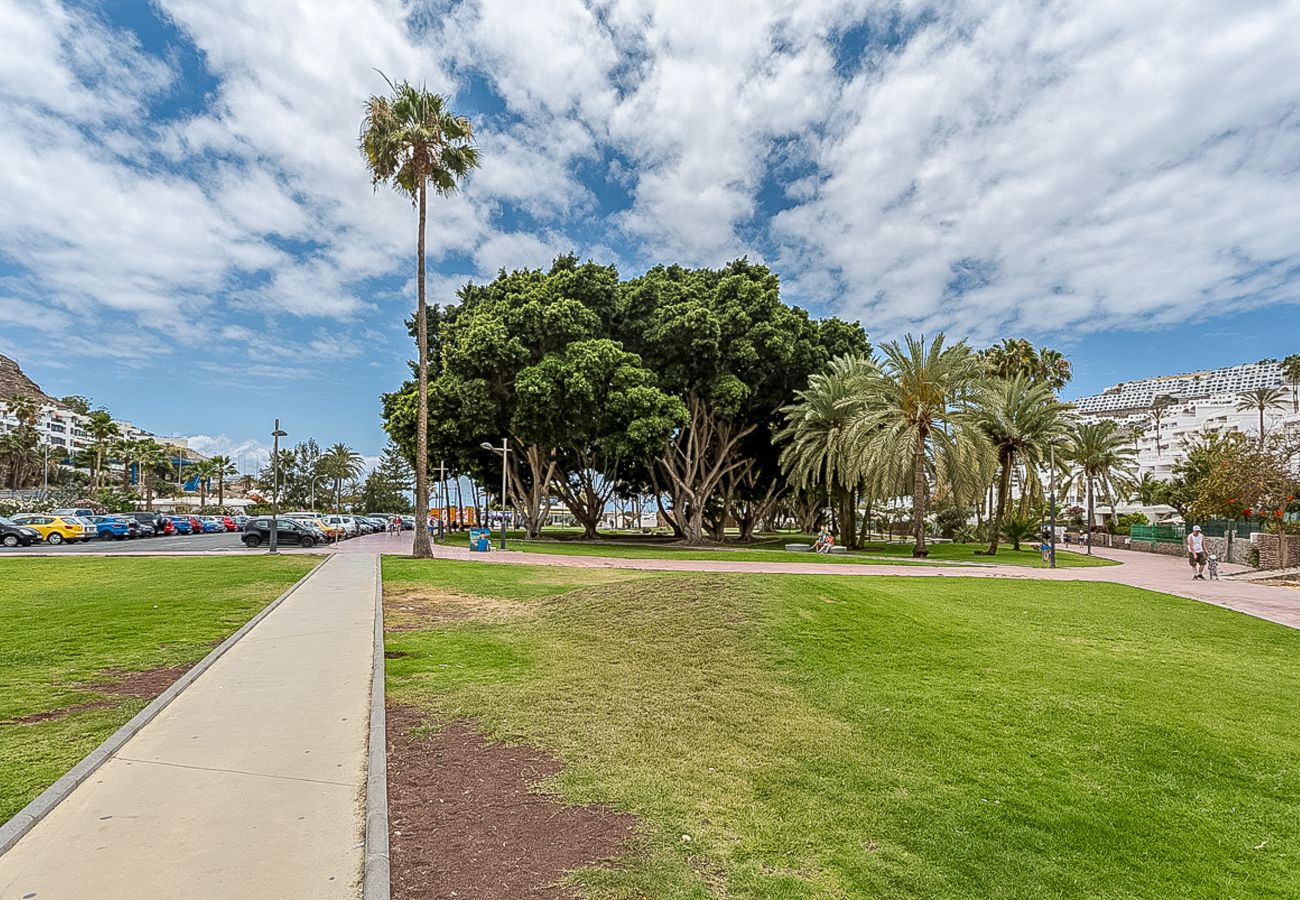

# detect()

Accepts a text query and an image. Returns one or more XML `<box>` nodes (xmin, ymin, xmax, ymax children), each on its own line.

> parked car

<box><xmin>398</xmin><ymin>515</ymin><xmax>416</xmax><ymax>531</ymax></box>
<box><xmin>168</xmin><ymin>515</ymin><xmax>193</xmax><ymax>535</ymax></box>
<box><xmin>231</xmin><ymin>515</ymin><xmax>250</xmax><ymax>529</ymax></box>
<box><xmin>87</xmin><ymin>515</ymin><xmax>132</xmax><ymax>540</ymax></box>
<box><xmin>158</xmin><ymin>516</ymin><xmax>175</xmax><ymax>535</ymax></box>
<box><xmin>0</xmin><ymin>516</ymin><xmax>42</xmax><ymax>547</ymax></box>
<box><xmin>177</xmin><ymin>515</ymin><xmax>207</xmax><ymax>534</ymax></box>
<box><xmin>121</xmin><ymin>511</ymin><xmax>166</xmax><ymax>536</ymax></box>
<box><xmin>216</xmin><ymin>515</ymin><xmax>238</xmax><ymax>532</ymax></box>
<box><xmin>286</xmin><ymin>513</ymin><xmax>342</xmax><ymax>540</ymax></box>
<box><xmin>321</xmin><ymin>515</ymin><xmax>359</xmax><ymax>537</ymax></box>
<box><xmin>198</xmin><ymin>517</ymin><xmax>225</xmax><ymax>533</ymax></box>
<box><xmin>241</xmin><ymin>517</ymin><xmax>324</xmax><ymax>548</ymax></box>
<box><xmin>11</xmin><ymin>514</ymin><xmax>91</xmax><ymax>544</ymax></box>
<box><xmin>52</xmin><ymin>507</ymin><xmax>96</xmax><ymax>518</ymax></box>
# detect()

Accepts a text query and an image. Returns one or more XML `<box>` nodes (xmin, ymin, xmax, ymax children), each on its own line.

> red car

<box><xmin>181</xmin><ymin>515</ymin><xmax>206</xmax><ymax>534</ymax></box>
<box><xmin>218</xmin><ymin>515</ymin><xmax>237</xmax><ymax>532</ymax></box>
<box><xmin>159</xmin><ymin>517</ymin><xmax>176</xmax><ymax>535</ymax></box>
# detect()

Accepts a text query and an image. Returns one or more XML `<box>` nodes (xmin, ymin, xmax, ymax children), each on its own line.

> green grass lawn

<box><xmin>0</xmin><ymin>556</ymin><xmax>317</xmax><ymax>821</ymax></box>
<box><xmin>384</xmin><ymin>559</ymin><xmax>1300</xmax><ymax>899</ymax></box>
<box><xmin>496</xmin><ymin>535</ymin><xmax>1113</xmax><ymax>568</ymax></box>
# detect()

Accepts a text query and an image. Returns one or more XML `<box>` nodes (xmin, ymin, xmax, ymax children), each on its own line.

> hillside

<box><xmin>0</xmin><ymin>354</ymin><xmax>57</xmax><ymax>405</ymax></box>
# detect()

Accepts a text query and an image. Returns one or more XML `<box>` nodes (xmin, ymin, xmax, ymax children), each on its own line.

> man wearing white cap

<box><xmin>1185</xmin><ymin>525</ymin><xmax>1208</xmax><ymax>580</ymax></box>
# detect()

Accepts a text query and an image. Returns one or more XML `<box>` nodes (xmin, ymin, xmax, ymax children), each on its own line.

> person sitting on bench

<box><xmin>813</xmin><ymin>529</ymin><xmax>836</xmax><ymax>554</ymax></box>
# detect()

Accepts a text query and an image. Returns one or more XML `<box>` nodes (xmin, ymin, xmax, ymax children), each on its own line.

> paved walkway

<box><xmin>342</xmin><ymin>533</ymin><xmax>1300</xmax><ymax>631</ymax></box>
<box><xmin>0</xmin><ymin>553</ymin><xmax>378</xmax><ymax>900</ymax></box>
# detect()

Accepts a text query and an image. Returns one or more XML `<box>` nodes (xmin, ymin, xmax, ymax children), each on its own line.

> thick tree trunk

<box><xmin>554</xmin><ymin>455</ymin><xmax>614</xmax><ymax>540</ymax></box>
<box><xmin>503</xmin><ymin>442</ymin><xmax>556</xmax><ymax>540</ymax></box>
<box><xmin>659</xmin><ymin>396</ymin><xmax>754</xmax><ymax>545</ymax></box>
<box><xmin>987</xmin><ymin>453</ymin><xmax>1011</xmax><ymax>556</ymax></box>
<box><xmin>412</xmin><ymin>183</ymin><xmax>432</xmax><ymax>559</ymax></box>
<box><xmin>912</xmin><ymin>427</ymin><xmax>929</xmax><ymax>557</ymax></box>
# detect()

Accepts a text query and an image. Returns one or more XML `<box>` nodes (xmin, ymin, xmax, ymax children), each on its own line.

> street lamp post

<box><xmin>1048</xmin><ymin>441</ymin><xmax>1059</xmax><ymax>569</ymax></box>
<box><xmin>480</xmin><ymin>439</ymin><xmax>511</xmax><ymax>550</ymax></box>
<box><xmin>270</xmin><ymin>419</ymin><xmax>287</xmax><ymax>554</ymax></box>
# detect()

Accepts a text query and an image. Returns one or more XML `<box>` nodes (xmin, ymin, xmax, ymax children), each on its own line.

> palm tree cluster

<box><xmin>780</xmin><ymin>333</ymin><xmax>1136</xmax><ymax>557</ymax></box>
<box><xmin>255</xmin><ymin>440</ymin><xmax>367</xmax><ymax>513</ymax></box>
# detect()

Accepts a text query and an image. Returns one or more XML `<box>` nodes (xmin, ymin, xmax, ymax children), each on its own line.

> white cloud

<box><xmin>2</xmin><ymin>0</ymin><xmax>1298</xmax><ymax>374</ymax></box>
<box><xmin>770</xmin><ymin>0</ymin><xmax>1300</xmax><ymax>338</ymax></box>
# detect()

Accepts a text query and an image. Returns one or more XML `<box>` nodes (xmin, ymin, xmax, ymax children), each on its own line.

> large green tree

<box><xmin>1235</xmin><ymin>386</ymin><xmax>1288</xmax><ymax>446</ymax></box>
<box><xmin>979</xmin><ymin>338</ymin><xmax>1073</xmax><ymax>391</ymax></box>
<box><xmin>513</xmin><ymin>339</ymin><xmax>684</xmax><ymax>538</ymax></box>
<box><xmin>970</xmin><ymin>376</ymin><xmax>1069</xmax><ymax>556</ymax></box>
<box><xmin>618</xmin><ymin>259</ymin><xmax>867</xmax><ymax>544</ymax></box>
<box><xmin>778</xmin><ymin>354</ymin><xmax>879</xmax><ymax>549</ymax></box>
<box><xmin>361</xmin><ymin>77</ymin><xmax>479</xmax><ymax>558</ymax></box>
<box><xmin>320</xmin><ymin>443</ymin><xmax>365</xmax><ymax>513</ymax></box>
<box><xmin>1064</xmin><ymin>420</ymin><xmax>1137</xmax><ymax>554</ymax></box>
<box><xmin>86</xmin><ymin>409</ymin><xmax>119</xmax><ymax>492</ymax></box>
<box><xmin>842</xmin><ymin>334</ymin><xmax>984</xmax><ymax>558</ymax></box>
<box><xmin>1282</xmin><ymin>354</ymin><xmax>1300</xmax><ymax>413</ymax></box>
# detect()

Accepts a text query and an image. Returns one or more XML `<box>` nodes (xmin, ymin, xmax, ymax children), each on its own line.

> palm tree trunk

<box><xmin>987</xmin><ymin>454</ymin><xmax>1011</xmax><ymax>556</ymax></box>
<box><xmin>912</xmin><ymin>427</ymin><xmax>928</xmax><ymax>557</ymax></box>
<box><xmin>1259</xmin><ymin>406</ymin><xmax>1266</xmax><ymax>445</ymax></box>
<box><xmin>218</xmin><ymin>475</ymin><xmax>224</xmax><ymax>508</ymax></box>
<box><xmin>412</xmin><ymin>182</ymin><xmax>432</xmax><ymax>558</ymax></box>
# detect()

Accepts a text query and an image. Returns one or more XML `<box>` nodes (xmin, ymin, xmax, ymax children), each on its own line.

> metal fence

<box><xmin>1130</xmin><ymin>524</ymin><xmax>1184</xmax><ymax>545</ymax></box>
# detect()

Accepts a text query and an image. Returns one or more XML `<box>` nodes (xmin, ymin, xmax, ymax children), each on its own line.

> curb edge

<box><xmin>363</xmin><ymin>554</ymin><xmax>391</xmax><ymax>899</ymax></box>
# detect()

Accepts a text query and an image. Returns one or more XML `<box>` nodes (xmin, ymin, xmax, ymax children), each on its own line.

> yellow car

<box><xmin>11</xmin><ymin>514</ymin><xmax>90</xmax><ymax>545</ymax></box>
<box><xmin>304</xmin><ymin>517</ymin><xmax>343</xmax><ymax>540</ymax></box>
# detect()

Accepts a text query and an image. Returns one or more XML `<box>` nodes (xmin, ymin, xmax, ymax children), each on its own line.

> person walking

<box><xmin>1186</xmin><ymin>524</ymin><xmax>1208</xmax><ymax>580</ymax></box>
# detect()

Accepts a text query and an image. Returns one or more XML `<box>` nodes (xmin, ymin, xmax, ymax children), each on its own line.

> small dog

<box><xmin>1207</xmin><ymin>553</ymin><xmax>1219</xmax><ymax>580</ymax></box>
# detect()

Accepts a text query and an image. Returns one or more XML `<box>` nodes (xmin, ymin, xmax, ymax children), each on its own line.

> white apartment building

<box><xmin>0</xmin><ymin>399</ymin><xmax>92</xmax><ymax>456</ymax></box>
<box><xmin>1070</xmin><ymin>360</ymin><xmax>1298</xmax><ymax>480</ymax></box>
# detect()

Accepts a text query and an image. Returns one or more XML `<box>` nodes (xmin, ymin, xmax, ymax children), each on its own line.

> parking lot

<box><xmin>4</xmin><ymin>531</ymin><xmax>252</xmax><ymax>554</ymax></box>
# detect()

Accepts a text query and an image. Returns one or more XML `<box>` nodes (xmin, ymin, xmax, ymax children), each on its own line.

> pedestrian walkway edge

<box><xmin>0</xmin><ymin>554</ymin><xmax>333</xmax><ymax>857</ymax></box>
<box><xmin>364</xmin><ymin>554</ymin><xmax>391</xmax><ymax>900</ymax></box>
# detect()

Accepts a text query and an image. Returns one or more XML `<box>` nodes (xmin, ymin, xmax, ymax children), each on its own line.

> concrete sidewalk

<box><xmin>0</xmin><ymin>554</ymin><xmax>378</xmax><ymax>900</ymax></box>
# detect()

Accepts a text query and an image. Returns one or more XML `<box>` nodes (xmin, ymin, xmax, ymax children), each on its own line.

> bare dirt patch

<box><xmin>387</xmin><ymin>703</ymin><xmax>634</xmax><ymax>899</ymax></box>
<box><xmin>384</xmin><ymin>589</ymin><xmax>537</xmax><ymax>630</ymax></box>
<box><xmin>92</xmin><ymin>665</ymin><xmax>191</xmax><ymax>697</ymax></box>
<box><xmin>4</xmin><ymin>665</ymin><xmax>191</xmax><ymax>726</ymax></box>
<box><xmin>2</xmin><ymin>700</ymin><xmax>116</xmax><ymax>726</ymax></box>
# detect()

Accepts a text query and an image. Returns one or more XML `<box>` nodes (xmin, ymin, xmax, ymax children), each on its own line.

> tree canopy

<box><xmin>381</xmin><ymin>255</ymin><xmax>868</xmax><ymax>542</ymax></box>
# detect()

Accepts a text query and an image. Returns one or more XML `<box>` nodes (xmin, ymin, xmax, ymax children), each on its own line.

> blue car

<box><xmin>169</xmin><ymin>516</ymin><xmax>193</xmax><ymax>535</ymax></box>
<box><xmin>88</xmin><ymin>515</ymin><xmax>131</xmax><ymax>541</ymax></box>
<box><xmin>200</xmin><ymin>518</ymin><xmax>224</xmax><ymax>533</ymax></box>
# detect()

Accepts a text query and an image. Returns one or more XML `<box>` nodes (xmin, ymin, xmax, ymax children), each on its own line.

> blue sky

<box><xmin>1</xmin><ymin>0</ymin><xmax>1298</xmax><ymax>471</ymax></box>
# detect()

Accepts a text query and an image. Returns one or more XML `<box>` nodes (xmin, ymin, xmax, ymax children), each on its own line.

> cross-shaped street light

<box><xmin>480</xmin><ymin>439</ymin><xmax>511</xmax><ymax>550</ymax></box>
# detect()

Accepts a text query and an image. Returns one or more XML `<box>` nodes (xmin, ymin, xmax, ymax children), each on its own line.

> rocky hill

<box><xmin>0</xmin><ymin>354</ymin><xmax>57</xmax><ymax>405</ymax></box>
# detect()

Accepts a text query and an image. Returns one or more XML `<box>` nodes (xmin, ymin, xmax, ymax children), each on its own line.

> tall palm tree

<box><xmin>841</xmin><ymin>334</ymin><xmax>982</xmax><ymax>557</ymax></box>
<box><xmin>86</xmin><ymin>410</ymin><xmax>119</xmax><ymax>491</ymax></box>
<box><xmin>135</xmin><ymin>441</ymin><xmax>166</xmax><ymax>510</ymax></box>
<box><xmin>189</xmin><ymin>459</ymin><xmax>217</xmax><ymax>510</ymax></box>
<box><xmin>1282</xmin><ymin>354</ymin><xmax>1300</xmax><ymax>413</ymax></box>
<box><xmin>1149</xmin><ymin>394</ymin><xmax>1176</xmax><ymax>457</ymax></box>
<box><xmin>970</xmin><ymin>375</ymin><xmax>1069</xmax><ymax>556</ymax></box>
<box><xmin>208</xmin><ymin>455</ymin><xmax>238</xmax><ymax>508</ymax></box>
<box><xmin>1064</xmin><ymin>420</ymin><xmax>1137</xmax><ymax>555</ymax></box>
<box><xmin>778</xmin><ymin>354</ymin><xmax>877</xmax><ymax>549</ymax></box>
<box><xmin>321</xmin><ymin>443</ymin><xmax>365</xmax><ymax>513</ymax></box>
<box><xmin>361</xmin><ymin>78</ymin><xmax>480</xmax><ymax>559</ymax></box>
<box><xmin>1235</xmin><ymin>386</ymin><xmax>1288</xmax><ymax>445</ymax></box>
